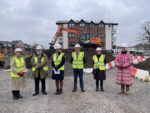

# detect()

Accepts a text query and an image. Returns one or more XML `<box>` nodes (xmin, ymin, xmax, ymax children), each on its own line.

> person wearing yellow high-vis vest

<box><xmin>71</xmin><ymin>44</ymin><xmax>86</xmax><ymax>92</ymax></box>
<box><xmin>92</xmin><ymin>47</ymin><xmax>106</xmax><ymax>92</ymax></box>
<box><xmin>10</xmin><ymin>48</ymin><xmax>27</xmax><ymax>100</ymax></box>
<box><xmin>31</xmin><ymin>46</ymin><xmax>49</xmax><ymax>96</ymax></box>
<box><xmin>52</xmin><ymin>44</ymin><xmax>66</xmax><ymax>95</ymax></box>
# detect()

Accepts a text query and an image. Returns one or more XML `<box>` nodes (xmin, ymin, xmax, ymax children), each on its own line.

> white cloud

<box><xmin>0</xmin><ymin>0</ymin><xmax>150</xmax><ymax>48</ymax></box>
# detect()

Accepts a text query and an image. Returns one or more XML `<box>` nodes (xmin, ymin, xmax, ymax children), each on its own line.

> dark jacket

<box><xmin>51</xmin><ymin>52</ymin><xmax>65</xmax><ymax>71</ymax></box>
<box><xmin>92</xmin><ymin>54</ymin><xmax>106</xmax><ymax>80</ymax></box>
<box><xmin>31</xmin><ymin>53</ymin><xmax>48</xmax><ymax>79</ymax></box>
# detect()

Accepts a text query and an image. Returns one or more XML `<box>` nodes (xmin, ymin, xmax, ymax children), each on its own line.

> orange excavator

<box><xmin>49</xmin><ymin>26</ymin><xmax>81</xmax><ymax>46</ymax></box>
<box><xmin>49</xmin><ymin>26</ymin><xmax>101</xmax><ymax>48</ymax></box>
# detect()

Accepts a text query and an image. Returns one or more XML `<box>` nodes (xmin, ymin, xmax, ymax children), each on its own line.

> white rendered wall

<box><xmin>105</xmin><ymin>25</ymin><xmax>112</xmax><ymax>50</ymax></box>
<box><xmin>62</xmin><ymin>24</ymin><xmax>68</xmax><ymax>49</ymax></box>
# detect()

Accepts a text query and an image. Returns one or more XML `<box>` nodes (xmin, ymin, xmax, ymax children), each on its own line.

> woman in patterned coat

<box><xmin>115</xmin><ymin>43</ymin><xmax>133</xmax><ymax>95</ymax></box>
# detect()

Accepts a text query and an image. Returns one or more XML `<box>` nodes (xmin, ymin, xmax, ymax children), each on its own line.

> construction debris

<box><xmin>134</xmin><ymin>57</ymin><xmax>150</xmax><ymax>72</ymax></box>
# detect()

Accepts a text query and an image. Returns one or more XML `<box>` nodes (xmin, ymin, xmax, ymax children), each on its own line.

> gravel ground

<box><xmin>0</xmin><ymin>68</ymin><xmax>150</xmax><ymax>113</ymax></box>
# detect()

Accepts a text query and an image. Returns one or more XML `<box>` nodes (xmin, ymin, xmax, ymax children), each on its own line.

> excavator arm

<box><xmin>50</xmin><ymin>26</ymin><xmax>81</xmax><ymax>46</ymax></box>
<box><xmin>50</xmin><ymin>25</ymin><xmax>102</xmax><ymax>49</ymax></box>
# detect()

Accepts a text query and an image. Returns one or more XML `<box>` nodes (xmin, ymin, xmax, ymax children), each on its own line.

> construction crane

<box><xmin>49</xmin><ymin>25</ymin><xmax>102</xmax><ymax>49</ymax></box>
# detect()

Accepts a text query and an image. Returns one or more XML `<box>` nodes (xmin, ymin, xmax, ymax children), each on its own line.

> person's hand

<box><xmin>117</xmin><ymin>66</ymin><xmax>122</xmax><ymax>69</ymax></box>
<box><xmin>17</xmin><ymin>72</ymin><xmax>21</xmax><ymax>75</ymax></box>
<box><xmin>17</xmin><ymin>72</ymin><xmax>25</xmax><ymax>77</ymax></box>
<box><xmin>35</xmin><ymin>65</ymin><xmax>39</xmax><ymax>69</ymax></box>
<box><xmin>55</xmin><ymin>66</ymin><xmax>59</xmax><ymax>71</ymax></box>
<box><xmin>21</xmin><ymin>72</ymin><xmax>25</xmax><ymax>75</ymax></box>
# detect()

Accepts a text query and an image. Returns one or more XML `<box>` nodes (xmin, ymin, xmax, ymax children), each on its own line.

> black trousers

<box><xmin>73</xmin><ymin>69</ymin><xmax>84</xmax><ymax>90</ymax></box>
<box><xmin>96</xmin><ymin>80</ymin><xmax>103</xmax><ymax>89</ymax></box>
<box><xmin>34</xmin><ymin>78</ymin><xmax>46</xmax><ymax>93</ymax></box>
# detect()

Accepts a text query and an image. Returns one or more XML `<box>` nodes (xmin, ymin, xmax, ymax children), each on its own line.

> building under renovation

<box><xmin>56</xmin><ymin>19</ymin><xmax>118</xmax><ymax>50</ymax></box>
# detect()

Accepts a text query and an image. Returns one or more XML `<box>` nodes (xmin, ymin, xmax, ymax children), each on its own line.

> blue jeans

<box><xmin>73</xmin><ymin>69</ymin><xmax>84</xmax><ymax>90</ymax></box>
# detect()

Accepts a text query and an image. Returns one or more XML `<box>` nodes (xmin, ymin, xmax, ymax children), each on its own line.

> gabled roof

<box><xmin>56</xmin><ymin>19</ymin><xmax>118</xmax><ymax>25</ymax></box>
<box><xmin>99</xmin><ymin>20</ymin><xmax>105</xmax><ymax>24</ymax></box>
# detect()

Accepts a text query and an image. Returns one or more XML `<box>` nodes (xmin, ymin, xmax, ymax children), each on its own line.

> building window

<box><xmin>69</xmin><ymin>23</ymin><xmax>75</xmax><ymax>27</ymax></box>
<box><xmin>101</xmin><ymin>42</ymin><xmax>105</xmax><ymax>47</ymax></box>
<box><xmin>99</xmin><ymin>24</ymin><xmax>104</xmax><ymax>28</ymax></box>
<box><xmin>99</xmin><ymin>33</ymin><xmax>105</xmax><ymax>38</ymax></box>
<box><xmin>80</xmin><ymin>23</ymin><xmax>85</xmax><ymax>27</ymax></box>
<box><xmin>90</xmin><ymin>23</ymin><xmax>94</xmax><ymax>28</ymax></box>
<box><xmin>101</xmin><ymin>33</ymin><xmax>105</xmax><ymax>38</ymax></box>
<box><xmin>68</xmin><ymin>33</ymin><xmax>75</xmax><ymax>38</ymax></box>
<box><xmin>69</xmin><ymin>43</ymin><xmax>75</xmax><ymax>47</ymax></box>
<box><xmin>89</xmin><ymin>33</ymin><xmax>95</xmax><ymax>37</ymax></box>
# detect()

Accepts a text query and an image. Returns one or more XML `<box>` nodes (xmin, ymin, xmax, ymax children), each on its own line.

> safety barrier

<box><xmin>84</xmin><ymin>56</ymin><xmax>150</xmax><ymax>82</ymax></box>
<box><xmin>133</xmin><ymin>56</ymin><xmax>147</xmax><ymax>64</ymax></box>
<box><xmin>130</xmin><ymin>66</ymin><xmax>150</xmax><ymax>82</ymax></box>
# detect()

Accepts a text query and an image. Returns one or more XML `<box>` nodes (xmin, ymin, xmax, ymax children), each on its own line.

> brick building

<box><xmin>56</xmin><ymin>19</ymin><xmax>118</xmax><ymax>50</ymax></box>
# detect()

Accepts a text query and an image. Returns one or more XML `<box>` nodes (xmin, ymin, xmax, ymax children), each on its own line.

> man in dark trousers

<box><xmin>31</xmin><ymin>45</ymin><xmax>49</xmax><ymax>96</ymax></box>
<box><xmin>70</xmin><ymin>44</ymin><xmax>86</xmax><ymax>92</ymax></box>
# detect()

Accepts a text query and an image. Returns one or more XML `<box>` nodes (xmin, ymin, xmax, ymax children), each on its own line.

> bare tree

<box><xmin>139</xmin><ymin>21</ymin><xmax>150</xmax><ymax>44</ymax></box>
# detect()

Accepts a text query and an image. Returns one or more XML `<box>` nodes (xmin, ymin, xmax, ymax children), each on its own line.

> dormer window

<box><xmin>90</xmin><ymin>23</ymin><xmax>94</xmax><ymax>28</ymax></box>
<box><xmin>68</xmin><ymin>19</ymin><xmax>75</xmax><ymax>27</ymax></box>
<box><xmin>80</xmin><ymin>23</ymin><xmax>85</xmax><ymax>27</ymax></box>
<box><xmin>69</xmin><ymin>23</ymin><xmax>75</xmax><ymax>27</ymax></box>
<box><xmin>99</xmin><ymin>24</ymin><xmax>104</xmax><ymax>28</ymax></box>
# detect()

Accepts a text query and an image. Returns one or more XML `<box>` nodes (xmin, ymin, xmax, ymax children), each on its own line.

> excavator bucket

<box><xmin>89</xmin><ymin>37</ymin><xmax>101</xmax><ymax>45</ymax></box>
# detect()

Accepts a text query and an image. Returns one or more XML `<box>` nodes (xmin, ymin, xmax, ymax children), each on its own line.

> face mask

<box><xmin>37</xmin><ymin>51</ymin><xmax>42</xmax><ymax>55</ymax></box>
<box><xmin>121</xmin><ymin>51</ymin><xmax>127</xmax><ymax>54</ymax></box>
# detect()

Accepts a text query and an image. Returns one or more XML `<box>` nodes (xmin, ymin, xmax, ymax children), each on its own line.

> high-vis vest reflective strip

<box><xmin>53</xmin><ymin>53</ymin><xmax>65</xmax><ymax>70</ymax></box>
<box><xmin>93</xmin><ymin>54</ymin><xmax>105</xmax><ymax>70</ymax></box>
<box><xmin>10</xmin><ymin>57</ymin><xmax>25</xmax><ymax>78</ymax></box>
<box><xmin>32</xmin><ymin>56</ymin><xmax>49</xmax><ymax>72</ymax></box>
<box><xmin>72</xmin><ymin>52</ymin><xmax>84</xmax><ymax>69</ymax></box>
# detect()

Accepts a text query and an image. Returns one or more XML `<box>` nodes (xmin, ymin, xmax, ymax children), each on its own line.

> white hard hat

<box><xmin>36</xmin><ymin>45</ymin><xmax>42</xmax><ymax>50</ymax></box>
<box><xmin>55</xmin><ymin>43</ymin><xmax>62</xmax><ymax>49</ymax></box>
<box><xmin>121</xmin><ymin>43</ymin><xmax>128</xmax><ymax>48</ymax></box>
<box><xmin>75</xmin><ymin>44</ymin><xmax>81</xmax><ymax>48</ymax></box>
<box><xmin>15</xmin><ymin>48</ymin><xmax>22</xmax><ymax>53</ymax></box>
<box><xmin>96</xmin><ymin>47</ymin><xmax>102</xmax><ymax>51</ymax></box>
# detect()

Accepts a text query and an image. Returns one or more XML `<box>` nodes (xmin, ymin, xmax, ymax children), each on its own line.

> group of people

<box><xmin>10</xmin><ymin>43</ymin><xmax>133</xmax><ymax>100</ymax></box>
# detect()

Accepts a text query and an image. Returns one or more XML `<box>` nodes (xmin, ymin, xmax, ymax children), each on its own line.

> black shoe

<box><xmin>42</xmin><ymin>92</ymin><xmax>48</xmax><ymax>95</ymax></box>
<box><xmin>59</xmin><ymin>89</ymin><xmax>63</xmax><ymax>94</ymax></box>
<box><xmin>17</xmin><ymin>91</ymin><xmax>23</xmax><ymax>98</ymax></box>
<box><xmin>96</xmin><ymin>89</ymin><xmax>99</xmax><ymax>91</ymax></box>
<box><xmin>17</xmin><ymin>94</ymin><xmax>23</xmax><ymax>98</ymax></box>
<box><xmin>13</xmin><ymin>96</ymin><xmax>19</xmax><ymax>100</ymax></box>
<box><xmin>12</xmin><ymin>91</ymin><xmax>19</xmax><ymax>100</ymax></box>
<box><xmin>81</xmin><ymin>89</ymin><xmax>85</xmax><ymax>92</ymax></box>
<box><xmin>55</xmin><ymin>92</ymin><xmax>59</xmax><ymax>95</ymax></box>
<box><xmin>33</xmin><ymin>93</ymin><xmax>39</xmax><ymax>96</ymax></box>
<box><xmin>55</xmin><ymin>89</ymin><xmax>60</xmax><ymax>95</ymax></box>
<box><xmin>101</xmin><ymin>88</ymin><xmax>104</xmax><ymax>92</ymax></box>
<box><xmin>72</xmin><ymin>89</ymin><xmax>77</xmax><ymax>92</ymax></box>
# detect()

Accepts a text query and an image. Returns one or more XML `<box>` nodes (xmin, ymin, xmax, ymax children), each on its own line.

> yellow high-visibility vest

<box><xmin>72</xmin><ymin>52</ymin><xmax>84</xmax><ymax>69</ymax></box>
<box><xmin>52</xmin><ymin>53</ymin><xmax>65</xmax><ymax>70</ymax></box>
<box><xmin>10</xmin><ymin>56</ymin><xmax>25</xmax><ymax>78</ymax></box>
<box><xmin>93</xmin><ymin>54</ymin><xmax>105</xmax><ymax>70</ymax></box>
<box><xmin>32</xmin><ymin>55</ymin><xmax>49</xmax><ymax>72</ymax></box>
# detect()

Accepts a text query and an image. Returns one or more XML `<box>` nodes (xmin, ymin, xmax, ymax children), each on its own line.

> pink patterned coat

<box><xmin>115</xmin><ymin>53</ymin><xmax>133</xmax><ymax>86</ymax></box>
